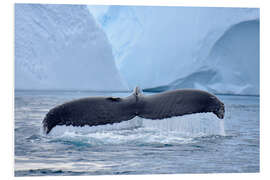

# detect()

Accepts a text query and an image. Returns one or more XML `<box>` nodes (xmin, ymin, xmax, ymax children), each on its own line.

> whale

<box><xmin>43</xmin><ymin>87</ymin><xmax>225</xmax><ymax>134</ymax></box>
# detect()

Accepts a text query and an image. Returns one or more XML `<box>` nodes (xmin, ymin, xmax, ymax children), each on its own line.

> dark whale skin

<box><xmin>43</xmin><ymin>87</ymin><xmax>225</xmax><ymax>134</ymax></box>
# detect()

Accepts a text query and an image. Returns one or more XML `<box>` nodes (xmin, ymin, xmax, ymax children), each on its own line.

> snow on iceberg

<box><xmin>89</xmin><ymin>6</ymin><xmax>259</xmax><ymax>95</ymax></box>
<box><xmin>15</xmin><ymin>4</ymin><xmax>128</xmax><ymax>91</ymax></box>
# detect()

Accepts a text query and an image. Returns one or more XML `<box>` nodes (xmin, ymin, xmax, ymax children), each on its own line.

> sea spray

<box><xmin>47</xmin><ymin>112</ymin><xmax>225</xmax><ymax>146</ymax></box>
<box><xmin>142</xmin><ymin>113</ymin><xmax>225</xmax><ymax>137</ymax></box>
<box><xmin>219</xmin><ymin>119</ymin><xmax>226</xmax><ymax>136</ymax></box>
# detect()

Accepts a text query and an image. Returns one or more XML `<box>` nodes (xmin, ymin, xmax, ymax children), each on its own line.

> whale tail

<box><xmin>43</xmin><ymin>88</ymin><xmax>225</xmax><ymax>134</ymax></box>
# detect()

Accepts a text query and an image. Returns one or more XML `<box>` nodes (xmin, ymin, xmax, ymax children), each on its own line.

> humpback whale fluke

<box><xmin>43</xmin><ymin>87</ymin><xmax>225</xmax><ymax>134</ymax></box>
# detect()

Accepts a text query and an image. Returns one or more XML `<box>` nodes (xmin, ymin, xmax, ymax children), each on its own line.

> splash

<box><xmin>142</xmin><ymin>113</ymin><xmax>225</xmax><ymax>137</ymax></box>
<box><xmin>47</xmin><ymin>117</ymin><xmax>143</xmax><ymax>136</ymax></box>
<box><xmin>45</xmin><ymin>113</ymin><xmax>225</xmax><ymax>146</ymax></box>
<box><xmin>219</xmin><ymin>119</ymin><xmax>226</xmax><ymax>136</ymax></box>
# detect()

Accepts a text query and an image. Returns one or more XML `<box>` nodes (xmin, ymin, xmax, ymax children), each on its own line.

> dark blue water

<box><xmin>14</xmin><ymin>90</ymin><xmax>259</xmax><ymax>176</ymax></box>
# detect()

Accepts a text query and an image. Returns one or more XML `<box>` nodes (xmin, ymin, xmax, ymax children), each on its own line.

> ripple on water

<box><xmin>14</xmin><ymin>92</ymin><xmax>259</xmax><ymax>176</ymax></box>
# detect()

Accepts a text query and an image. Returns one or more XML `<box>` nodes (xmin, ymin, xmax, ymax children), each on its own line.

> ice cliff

<box><xmin>89</xmin><ymin>6</ymin><xmax>259</xmax><ymax>95</ymax></box>
<box><xmin>15</xmin><ymin>4</ymin><xmax>128</xmax><ymax>91</ymax></box>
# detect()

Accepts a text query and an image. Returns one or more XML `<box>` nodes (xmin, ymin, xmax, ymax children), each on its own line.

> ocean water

<box><xmin>14</xmin><ymin>90</ymin><xmax>260</xmax><ymax>176</ymax></box>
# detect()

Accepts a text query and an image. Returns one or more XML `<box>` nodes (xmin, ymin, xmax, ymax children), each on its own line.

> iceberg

<box><xmin>89</xmin><ymin>6</ymin><xmax>259</xmax><ymax>95</ymax></box>
<box><xmin>15</xmin><ymin>4</ymin><xmax>128</xmax><ymax>91</ymax></box>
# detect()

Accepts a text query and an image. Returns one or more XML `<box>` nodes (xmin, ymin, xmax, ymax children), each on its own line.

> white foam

<box><xmin>46</xmin><ymin>113</ymin><xmax>226</xmax><ymax>145</ymax></box>
<box><xmin>48</xmin><ymin>116</ymin><xmax>143</xmax><ymax>136</ymax></box>
<box><xmin>219</xmin><ymin>119</ymin><xmax>226</xmax><ymax>136</ymax></box>
<box><xmin>142</xmin><ymin>113</ymin><xmax>225</xmax><ymax>137</ymax></box>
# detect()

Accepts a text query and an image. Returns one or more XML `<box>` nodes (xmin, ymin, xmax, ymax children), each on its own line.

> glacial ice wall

<box><xmin>89</xmin><ymin>6</ymin><xmax>259</xmax><ymax>95</ymax></box>
<box><xmin>15</xmin><ymin>4</ymin><xmax>128</xmax><ymax>91</ymax></box>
